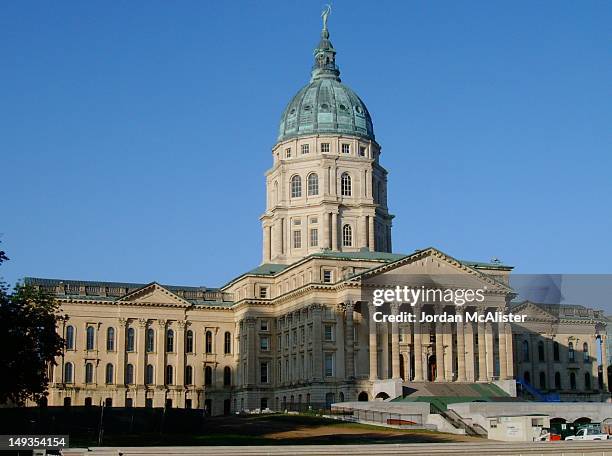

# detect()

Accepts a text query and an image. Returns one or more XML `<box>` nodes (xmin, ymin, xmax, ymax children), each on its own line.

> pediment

<box><xmin>351</xmin><ymin>247</ymin><xmax>512</xmax><ymax>294</ymax></box>
<box><xmin>511</xmin><ymin>301</ymin><xmax>562</xmax><ymax>323</ymax></box>
<box><xmin>116</xmin><ymin>283</ymin><xmax>190</xmax><ymax>307</ymax></box>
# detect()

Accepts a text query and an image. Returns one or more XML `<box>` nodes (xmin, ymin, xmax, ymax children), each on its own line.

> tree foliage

<box><xmin>0</xmin><ymin>246</ymin><xmax>63</xmax><ymax>406</ymax></box>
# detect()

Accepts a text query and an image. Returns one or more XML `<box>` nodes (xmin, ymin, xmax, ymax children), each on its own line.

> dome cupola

<box><xmin>277</xmin><ymin>7</ymin><xmax>375</xmax><ymax>143</ymax></box>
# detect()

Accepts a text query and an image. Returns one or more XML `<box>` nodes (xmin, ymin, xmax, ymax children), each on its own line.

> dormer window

<box><xmin>359</xmin><ymin>146</ymin><xmax>366</xmax><ymax>157</ymax></box>
<box><xmin>285</xmin><ymin>148</ymin><xmax>291</xmax><ymax>158</ymax></box>
<box><xmin>321</xmin><ymin>143</ymin><xmax>330</xmax><ymax>153</ymax></box>
<box><xmin>301</xmin><ymin>144</ymin><xmax>310</xmax><ymax>154</ymax></box>
<box><xmin>342</xmin><ymin>144</ymin><xmax>350</xmax><ymax>154</ymax></box>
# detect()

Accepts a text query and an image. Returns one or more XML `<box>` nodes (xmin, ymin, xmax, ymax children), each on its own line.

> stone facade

<box><xmin>26</xmin><ymin>14</ymin><xmax>609</xmax><ymax>415</ymax></box>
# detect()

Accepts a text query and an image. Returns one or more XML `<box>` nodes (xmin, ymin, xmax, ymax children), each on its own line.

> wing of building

<box><xmin>25</xmin><ymin>14</ymin><xmax>609</xmax><ymax>414</ymax></box>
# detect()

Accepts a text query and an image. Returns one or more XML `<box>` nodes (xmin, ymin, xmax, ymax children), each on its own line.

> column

<box><xmin>443</xmin><ymin>322</ymin><xmax>453</xmax><ymax>380</ymax></box>
<box><xmin>176</xmin><ymin>321</ymin><xmax>186</xmax><ymax>387</ymax></box>
<box><xmin>435</xmin><ymin>321</ymin><xmax>444</xmax><ymax>381</ymax></box>
<box><xmin>344</xmin><ymin>302</ymin><xmax>355</xmax><ymax>379</ymax></box>
<box><xmin>368</xmin><ymin>216</ymin><xmax>375</xmax><ymax>251</ymax></box>
<box><xmin>477</xmin><ymin>321</ymin><xmax>487</xmax><ymax>381</ymax></box>
<box><xmin>117</xmin><ymin>318</ymin><xmax>127</xmax><ymax>386</ymax></box>
<box><xmin>391</xmin><ymin>303</ymin><xmax>401</xmax><ymax>379</ymax></box>
<box><xmin>312</xmin><ymin>305</ymin><xmax>323</xmax><ymax>381</ymax></box>
<box><xmin>601</xmin><ymin>336</ymin><xmax>609</xmax><ymax>392</ymax></box>
<box><xmin>323</xmin><ymin>213</ymin><xmax>330</xmax><ymax>249</ymax></box>
<box><xmin>413</xmin><ymin>308</ymin><xmax>423</xmax><ymax>381</ymax></box>
<box><xmin>485</xmin><ymin>321</ymin><xmax>494</xmax><ymax>380</ymax></box>
<box><xmin>263</xmin><ymin>225</ymin><xmax>271</xmax><ymax>263</ymax></box>
<box><xmin>156</xmin><ymin>320</ymin><xmax>167</xmax><ymax>386</ymax></box>
<box><xmin>234</xmin><ymin>322</ymin><xmax>241</xmax><ymax>386</ymax></box>
<box><xmin>273</xmin><ymin>221</ymin><xmax>283</xmax><ymax>259</ymax></box>
<box><xmin>464</xmin><ymin>321</ymin><xmax>475</xmax><ymax>382</ymax></box>
<box><xmin>547</xmin><ymin>337</ymin><xmax>555</xmax><ymax>389</ymax></box>
<box><xmin>498</xmin><ymin>321</ymin><xmax>508</xmax><ymax>380</ymax></box>
<box><xmin>331</xmin><ymin>213</ymin><xmax>338</xmax><ymax>250</ymax></box>
<box><xmin>368</xmin><ymin>304</ymin><xmax>378</xmax><ymax>381</ymax></box>
<box><xmin>361</xmin><ymin>217</ymin><xmax>368</xmax><ymax>249</ymax></box>
<box><xmin>405</xmin><ymin>347</ymin><xmax>412</xmax><ymax>381</ymax></box>
<box><xmin>505</xmin><ymin>325</ymin><xmax>515</xmax><ymax>380</ymax></box>
<box><xmin>246</xmin><ymin>318</ymin><xmax>257</xmax><ymax>385</ymax></box>
<box><xmin>456</xmin><ymin>309</ymin><xmax>466</xmax><ymax>382</ymax></box>
<box><xmin>137</xmin><ymin>319</ymin><xmax>147</xmax><ymax>385</ymax></box>
<box><xmin>591</xmin><ymin>336</ymin><xmax>599</xmax><ymax>390</ymax></box>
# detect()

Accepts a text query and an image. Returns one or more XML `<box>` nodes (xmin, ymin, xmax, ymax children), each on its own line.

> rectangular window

<box><xmin>321</xmin><ymin>143</ymin><xmax>330</xmax><ymax>153</ymax></box>
<box><xmin>260</xmin><ymin>320</ymin><xmax>269</xmax><ymax>331</ymax></box>
<box><xmin>324</xmin><ymin>324</ymin><xmax>334</xmax><ymax>341</ymax></box>
<box><xmin>310</xmin><ymin>217</ymin><xmax>318</xmax><ymax>224</ymax></box>
<box><xmin>293</xmin><ymin>230</ymin><xmax>302</xmax><ymax>248</ymax></box>
<box><xmin>359</xmin><ymin>146</ymin><xmax>366</xmax><ymax>157</ymax></box>
<box><xmin>260</xmin><ymin>336</ymin><xmax>270</xmax><ymax>351</ymax></box>
<box><xmin>324</xmin><ymin>353</ymin><xmax>334</xmax><ymax>377</ymax></box>
<box><xmin>301</xmin><ymin>144</ymin><xmax>309</xmax><ymax>154</ymax></box>
<box><xmin>259</xmin><ymin>287</ymin><xmax>268</xmax><ymax>299</ymax></box>
<box><xmin>342</xmin><ymin>143</ymin><xmax>350</xmax><ymax>154</ymax></box>
<box><xmin>260</xmin><ymin>362</ymin><xmax>269</xmax><ymax>383</ymax></box>
<box><xmin>322</xmin><ymin>270</ymin><xmax>333</xmax><ymax>283</ymax></box>
<box><xmin>285</xmin><ymin>148</ymin><xmax>291</xmax><ymax>158</ymax></box>
<box><xmin>310</xmin><ymin>228</ymin><xmax>318</xmax><ymax>247</ymax></box>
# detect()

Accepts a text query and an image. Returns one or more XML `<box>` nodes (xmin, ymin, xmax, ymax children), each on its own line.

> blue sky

<box><xmin>1</xmin><ymin>1</ymin><xmax>611</xmax><ymax>288</ymax></box>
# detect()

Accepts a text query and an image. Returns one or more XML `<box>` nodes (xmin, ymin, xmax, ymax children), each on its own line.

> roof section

<box><xmin>24</xmin><ymin>277</ymin><xmax>233</xmax><ymax>308</ymax></box>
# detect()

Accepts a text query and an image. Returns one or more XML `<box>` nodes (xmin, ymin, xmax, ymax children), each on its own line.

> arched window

<box><xmin>185</xmin><ymin>365</ymin><xmax>193</xmax><ymax>385</ymax></box>
<box><xmin>205</xmin><ymin>331</ymin><xmax>213</xmax><ymax>354</ymax></box>
<box><xmin>342</xmin><ymin>224</ymin><xmax>352</xmax><ymax>247</ymax></box>
<box><xmin>554</xmin><ymin>371</ymin><xmax>561</xmax><ymax>389</ymax></box>
<box><xmin>145</xmin><ymin>364</ymin><xmax>154</xmax><ymax>385</ymax></box>
<box><xmin>539</xmin><ymin>371</ymin><xmax>546</xmax><ymax>389</ymax></box>
<box><xmin>273</xmin><ymin>181</ymin><xmax>279</xmax><ymax>204</ymax></box>
<box><xmin>538</xmin><ymin>341</ymin><xmax>545</xmax><ymax>361</ymax></box>
<box><xmin>584</xmin><ymin>372</ymin><xmax>591</xmax><ymax>389</ymax></box>
<box><xmin>146</xmin><ymin>328</ymin><xmax>155</xmax><ymax>352</ymax></box>
<box><xmin>583</xmin><ymin>342</ymin><xmax>589</xmax><ymax>362</ymax></box>
<box><xmin>568</xmin><ymin>342</ymin><xmax>575</xmax><ymax>362</ymax></box>
<box><xmin>126</xmin><ymin>364</ymin><xmax>134</xmax><ymax>384</ymax></box>
<box><xmin>186</xmin><ymin>330</ymin><xmax>194</xmax><ymax>353</ymax></box>
<box><xmin>224</xmin><ymin>331</ymin><xmax>231</xmax><ymax>354</ymax></box>
<box><xmin>85</xmin><ymin>362</ymin><xmax>94</xmax><ymax>383</ymax></box>
<box><xmin>522</xmin><ymin>340</ymin><xmax>530</xmax><ymax>362</ymax></box>
<box><xmin>126</xmin><ymin>327</ymin><xmax>135</xmax><ymax>351</ymax></box>
<box><xmin>105</xmin><ymin>363</ymin><xmax>114</xmax><ymax>384</ymax></box>
<box><xmin>166</xmin><ymin>329</ymin><xmax>174</xmax><ymax>353</ymax></box>
<box><xmin>205</xmin><ymin>366</ymin><xmax>213</xmax><ymax>386</ymax></box>
<box><xmin>224</xmin><ymin>366</ymin><xmax>231</xmax><ymax>386</ymax></box>
<box><xmin>64</xmin><ymin>362</ymin><xmax>73</xmax><ymax>383</ymax></box>
<box><xmin>165</xmin><ymin>365</ymin><xmax>173</xmax><ymax>385</ymax></box>
<box><xmin>307</xmin><ymin>173</ymin><xmax>319</xmax><ymax>196</ymax></box>
<box><xmin>341</xmin><ymin>172</ymin><xmax>351</xmax><ymax>196</ymax></box>
<box><xmin>553</xmin><ymin>341</ymin><xmax>560</xmax><ymax>361</ymax></box>
<box><xmin>65</xmin><ymin>325</ymin><xmax>75</xmax><ymax>350</ymax></box>
<box><xmin>106</xmin><ymin>327</ymin><xmax>115</xmax><ymax>351</ymax></box>
<box><xmin>291</xmin><ymin>175</ymin><xmax>302</xmax><ymax>198</ymax></box>
<box><xmin>570</xmin><ymin>372</ymin><xmax>576</xmax><ymax>390</ymax></box>
<box><xmin>86</xmin><ymin>326</ymin><xmax>95</xmax><ymax>350</ymax></box>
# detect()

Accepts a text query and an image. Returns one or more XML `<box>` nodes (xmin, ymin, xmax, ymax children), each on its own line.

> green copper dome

<box><xmin>277</xmin><ymin>14</ymin><xmax>374</xmax><ymax>143</ymax></box>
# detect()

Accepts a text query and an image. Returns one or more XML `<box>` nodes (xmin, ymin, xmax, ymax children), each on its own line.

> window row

<box><xmin>62</xmin><ymin>362</ymin><xmax>232</xmax><ymax>387</ymax></box>
<box><xmin>290</xmin><ymin>173</ymin><xmax>352</xmax><ymax>198</ymax></box>
<box><xmin>523</xmin><ymin>370</ymin><xmax>597</xmax><ymax>391</ymax></box>
<box><xmin>521</xmin><ymin>340</ymin><xmax>590</xmax><ymax>363</ymax></box>
<box><xmin>65</xmin><ymin>326</ymin><xmax>232</xmax><ymax>355</ymax></box>
<box><xmin>283</xmin><ymin>143</ymin><xmax>367</xmax><ymax>158</ymax></box>
<box><xmin>291</xmin><ymin>224</ymin><xmax>352</xmax><ymax>249</ymax></box>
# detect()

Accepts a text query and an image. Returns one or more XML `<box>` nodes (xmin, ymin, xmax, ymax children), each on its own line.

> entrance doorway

<box><xmin>428</xmin><ymin>355</ymin><xmax>437</xmax><ymax>381</ymax></box>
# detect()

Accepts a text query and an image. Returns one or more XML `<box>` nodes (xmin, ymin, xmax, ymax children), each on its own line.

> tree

<box><xmin>0</xmin><ymin>245</ymin><xmax>63</xmax><ymax>406</ymax></box>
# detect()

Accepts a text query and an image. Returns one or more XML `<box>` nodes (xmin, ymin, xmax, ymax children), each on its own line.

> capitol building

<box><xmin>27</xmin><ymin>15</ymin><xmax>609</xmax><ymax>415</ymax></box>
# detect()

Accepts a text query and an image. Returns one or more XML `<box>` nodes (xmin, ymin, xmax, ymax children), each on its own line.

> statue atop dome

<box><xmin>321</xmin><ymin>4</ymin><xmax>331</xmax><ymax>31</ymax></box>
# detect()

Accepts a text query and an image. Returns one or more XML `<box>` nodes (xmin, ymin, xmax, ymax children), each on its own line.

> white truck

<box><xmin>565</xmin><ymin>428</ymin><xmax>609</xmax><ymax>441</ymax></box>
